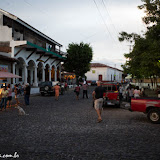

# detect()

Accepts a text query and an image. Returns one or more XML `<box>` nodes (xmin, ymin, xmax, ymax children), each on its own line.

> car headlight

<box><xmin>45</xmin><ymin>86</ymin><xmax>49</xmax><ymax>91</ymax></box>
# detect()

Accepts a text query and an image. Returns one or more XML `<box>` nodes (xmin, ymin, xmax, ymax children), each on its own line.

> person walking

<box><xmin>54</xmin><ymin>83</ymin><xmax>61</xmax><ymax>100</ymax></box>
<box><xmin>7</xmin><ymin>84</ymin><xmax>12</xmax><ymax>108</ymax></box>
<box><xmin>24</xmin><ymin>83</ymin><xmax>31</xmax><ymax>105</ymax></box>
<box><xmin>74</xmin><ymin>84</ymin><xmax>80</xmax><ymax>100</ymax></box>
<box><xmin>82</xmin><ymin>82</ymin><xmax>88</xmax><ymax>99</ymax></box>
<box><xmin>0</xmin><ymin>86</ymin><xmax>9</xmax><ymax>111</ymax></box>
<box><xmin>92</xmin><ymin>81</ymin><xmax>106</xmax><ymax>123</ymax></box>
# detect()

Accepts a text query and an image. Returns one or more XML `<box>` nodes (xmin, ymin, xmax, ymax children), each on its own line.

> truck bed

<box><xmin>131</xmin><ymin>97</ymin><xmax>160</xmax><ymax>112</ymax></box>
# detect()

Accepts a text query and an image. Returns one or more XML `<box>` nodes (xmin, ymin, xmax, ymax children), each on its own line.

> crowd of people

<box><xmin>0</xmin><ymin>83</ymin><xmax>31</xmax><ymax>111</ymax></box>
<box><xmin>0</xmin><ymin>80</ymin><xmax>154</xmax><ymax>123</ymax></box>
<box><xmin>119</xmin><ymin>84</ymin><xmax>142</xmax><ymax>103</ymax></box>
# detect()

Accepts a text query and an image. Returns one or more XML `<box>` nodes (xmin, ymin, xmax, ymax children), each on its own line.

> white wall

<box><xmin>85</xmin><ymin>67</ymin><xmax>107</xmax><ymax>81</ymax></box>
<box><xmin>85</xmin><ymin>67</ymin><xmax>123</xmax><ymax>82</ymax></box>
<box><xmin>0</xmin><ymin>14</ymin><xmax>12</xmax><ymax>41</ymax></box>
<box><xmin>14</xmin><ymin>31</ymin><xmax>23</xmax><ymax>41</ymax></box>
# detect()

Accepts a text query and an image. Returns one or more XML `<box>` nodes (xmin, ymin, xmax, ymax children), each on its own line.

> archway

<box><xmin>45</xmin><ymin>64</ymin><xmax>50</xmax><ymax>81</ymax></box>
<box><xmin>51</xmin><ymin>65</ymin><xmax>55</xmax><ymax>81</ymax></box>
<box><xmin>57</xmin><ymin>66</ymin><xmax>60</xmax><ymax>81</ymax></box>
<box><xmin>37</xmin><ymin>62</ymin><xmax>43</xmax><ymax>83</ymax></box>
<box><xmin>15</xmin><ymin>57</ymin><xmax>26</xmax><ymax>84</ymax></box>
<box><xmin>28</xmin><ymin>60</ymin><xmax>36</xmax><ymax>85</ymax></box>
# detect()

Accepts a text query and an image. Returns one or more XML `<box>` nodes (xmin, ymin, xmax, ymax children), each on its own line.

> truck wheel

<box><xmin>147</xmin><ymin>109</ymin><xmax>160</xmax><ymax>124</ymax></box>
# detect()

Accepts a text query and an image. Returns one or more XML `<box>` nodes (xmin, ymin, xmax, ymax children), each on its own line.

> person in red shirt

<box><xmin>74</xmin><ymin>85</ymin><xmax>80</xmax><ymax>100</ymax></box>
<box><xmin>64</xmin><ymin>82</ymin><xmax>68</xmax><ymax>91</ymax></box>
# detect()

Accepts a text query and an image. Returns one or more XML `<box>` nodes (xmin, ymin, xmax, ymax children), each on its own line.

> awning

<box><xmin>27</xmin><ymin>41</ymin><xmax>66</xmax><ymax>60</ymax></box>
<box><xmin>0</xmin><ymin>71</ymin><xmax>21</xmax><ymax>78</ymax></box>
<box><xmin>0</xmin><ymin>55</ymin><xmax>19</xmax><ymax>62</ymax></box>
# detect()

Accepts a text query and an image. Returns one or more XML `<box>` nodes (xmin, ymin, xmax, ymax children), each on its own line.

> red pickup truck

<box><xmin>102</xmin><ymin>82</ymin><xmax>120</xmax><ymax>107</ymax></box>
<box><xmin>131</xmin><ymin>98</ymin><xmax>160</xmax><ymax>123</ymax></box>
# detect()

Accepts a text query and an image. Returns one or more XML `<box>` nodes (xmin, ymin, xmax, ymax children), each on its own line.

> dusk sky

<box><xmin>0</xmin><ymin>0</ymin><xmax>146</xmax><ymax>69</ymax></box>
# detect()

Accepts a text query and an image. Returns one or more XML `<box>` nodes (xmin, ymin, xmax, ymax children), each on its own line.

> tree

<box><xmin>64</xmin><ymin>42</ymin><xmax>93</xmax><ymax>83</ymax></box>
<box><xmin>119</xmin><ymin>0</ymin><xmax>160</xmax><ymax>88</ymax></box>
<box><xmin>138</xmin><ymin>0</ymin><xmax>160</xmax><ymax>25</ymax></box>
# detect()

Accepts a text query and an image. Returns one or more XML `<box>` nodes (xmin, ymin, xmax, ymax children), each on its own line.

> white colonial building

<box><xmin>85</xmin><ymin>63</ymin><xmax>123</xmax><ymax>82</ymax></box>
<box><xmin>0</xmin><ymin>9</ymin><xmax>66</xmax><ymax>93</ymax></box>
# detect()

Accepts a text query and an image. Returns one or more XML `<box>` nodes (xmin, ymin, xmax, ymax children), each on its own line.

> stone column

<box><xmin>59</xmin><ymin>66</ymin><xmax>61</xmax><ymax>81</ymax></box>
<box><xmin>23</xmin><ymin>64</ymin><xmax>28</xmax><ymax>85</ymax></box>
<box><xmin>49</xmin><ymin>68</ymin><xmax>52</xmax><ymax>81</ymax></box>
<box><xmin>33</xmin><ymin>66</ymin><xmax>38</xmax><ymax>87</ymax></box>
<box><xmin>54</xmin><ymin>68</ymin><xmax>57</xmax><ymax>81</ymax></box>
<box><xmin>12</xmin><ymin>62</ymin><xmax>17</xmax><ymax>84</ymax></box>
<box><xmin>42</xmin><ymin>67</ymin><xmax>45</xmax><ymax>82</ymax></box>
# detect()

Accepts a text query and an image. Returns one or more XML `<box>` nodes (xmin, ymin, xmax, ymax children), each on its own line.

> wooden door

<box><xmin>99</xmin><ymin>75</ymin><xmax>102</xmax><ymax>81</ymax></box>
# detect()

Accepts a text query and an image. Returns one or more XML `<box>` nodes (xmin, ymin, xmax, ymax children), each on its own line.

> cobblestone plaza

<box><xmin>0</xmin><ymin>87</ymin><xmax>160</xmax><ymax>160</ymax></box>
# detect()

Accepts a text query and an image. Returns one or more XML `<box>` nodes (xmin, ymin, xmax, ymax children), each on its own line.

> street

<box><xmin>0</xmin><ymin>86</ymin><xmax>160</xmax><ymax>160</ymax></box>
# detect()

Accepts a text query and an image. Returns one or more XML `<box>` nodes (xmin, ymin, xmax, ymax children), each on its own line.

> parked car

<box><xmin>130</xmin><ymin>97</ymin><xmax>160</xmax><ymax>124</ymax></box>
<box><xmin>39</xmin><ymin>81</ymin><xmax>64</xmax><ymax>96</ymax></box>
<box><xmin>102</xmin><ymin>82</ymin><xmax>120</xmax><ymax>107</ymax></box>
<box><xmin>91</xmin><ymin>80</ymin><xmax>97</xmax><ymax>86</ymax></box>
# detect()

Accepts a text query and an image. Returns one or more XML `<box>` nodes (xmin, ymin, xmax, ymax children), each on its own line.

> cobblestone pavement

<box><xmin>0</xmin><ymin>86</ymin><xmax>160</xmax><ymax>160</ymax></box>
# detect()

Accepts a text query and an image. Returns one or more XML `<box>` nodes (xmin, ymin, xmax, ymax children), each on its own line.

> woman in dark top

<box><xmin>24</xmin><ymin>83</ymin><xmax>30</xmax><ymax>105</ymax></box>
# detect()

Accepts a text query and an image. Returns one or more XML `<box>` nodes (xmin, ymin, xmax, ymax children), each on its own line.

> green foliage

<box><xmin>118</xmin><ymin>32</ymin><xmax>140</xmax><ymax>43</ymax></box>
<box><xmin>119</xmin><ymin>0</ymin><xmax>160</xmax><ymax>80</ymax></box>
<box><xmin>64</xmin><ymin>42</ymin><xmax>93</xmax><ymax>78</ymax></box>
<box><xmin>138</xmin><ymin>0</ymin><xmax>160</xmax><ymax>25</ymax></box>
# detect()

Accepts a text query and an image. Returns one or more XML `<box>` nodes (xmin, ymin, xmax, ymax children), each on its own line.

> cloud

<box><xmin>0</xmin><ymin>0</ymin><xmax>146</xmax><ymax>71</ymax></box>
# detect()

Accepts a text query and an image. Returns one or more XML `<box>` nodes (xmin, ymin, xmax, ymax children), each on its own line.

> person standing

<box><xmin>74</xmin><ymin>84</ymin><xmax>80</xmax><ymax>100</ymax></box>
<box><xmin>92</xmin><ymin>81</ymin><xmax>106</xmax><ymax>123</ymax></box>
<box><xmin>7</xmin><ymin>84</ymin><xmax>12</xmax><ymax>108</ymax></box>
<box><xmin>0</xmin><ymin>86</ymin><xmax>9</xmax><ymax>111</ymax></box>
<box><xmin>127</xmin><ymin>85</ymin><xmax>134</xmax><ymax>103</ymax></box>
<box><xmin>64</xmin><ymin>82</ymin><xmax>68</xmax><ymax>91</ymax></box>
<box><xmin>82</xmin><ymin>82</ymin><xmax>88</xmax><ymax>99</ymax></box>
<box><xmin>24</xmin><ymin>83</ymin><xmax>31</xmax><ymax>105</ymax></box>
<box><xmin>119</xmin><ymin>85</ymin><xmax>123</xmax><ymax>102</ymax></box>
<box><xmin>54</xmin><ymin>84</ymin><xmax>61</xmax><ymax>100</ymax></box>
<box><xmin>133</xmin><ymin>86</ymin><xmax>140</xmax><ymax>98</ymax></box>
<box><xmin>14</xmin><ymin>84</ymin><xmax>20</xmax><ymax>105</ymax></box>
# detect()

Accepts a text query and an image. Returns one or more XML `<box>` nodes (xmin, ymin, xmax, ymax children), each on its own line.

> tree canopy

<box><xmin>64</xmin><ymin>42</ymin><xmax>93</xmax><ymax>80</ymax></box>
<box><xmin>119</xmin><ymin>0</ymin><xmax>160</xmax><ymax>85</ymax></box>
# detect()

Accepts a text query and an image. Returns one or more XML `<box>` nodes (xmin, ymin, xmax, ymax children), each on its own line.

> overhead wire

<box><xmin>101</xmin><ymin>0</ymin><xmax>126</xmax><ymax>50</ymax></box>
<box><xmin>92</xmin><ymin>0</ymin><xmax>121</xmax><ymax>49</ymax></box>
<box><xmin>101</xmin><ymin>0</ymin><xmax>120</xmax><ymax>40</ymax></box>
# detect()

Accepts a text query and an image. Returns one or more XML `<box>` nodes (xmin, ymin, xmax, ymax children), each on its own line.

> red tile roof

<box><xmin>90</xmin><ymin>63</ymin><xmax>123</xmax><ymax>72</ymax></box>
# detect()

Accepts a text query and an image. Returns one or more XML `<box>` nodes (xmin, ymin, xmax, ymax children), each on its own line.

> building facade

<box><xmin>85</xmin><ymin>63</ymin><xmax>123</xmax><ymax>82</ymax></box>
<box><xmin>0</xmin><ymin>9</ymin><xmax>66</xmax><ymax>93</ymax></box>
